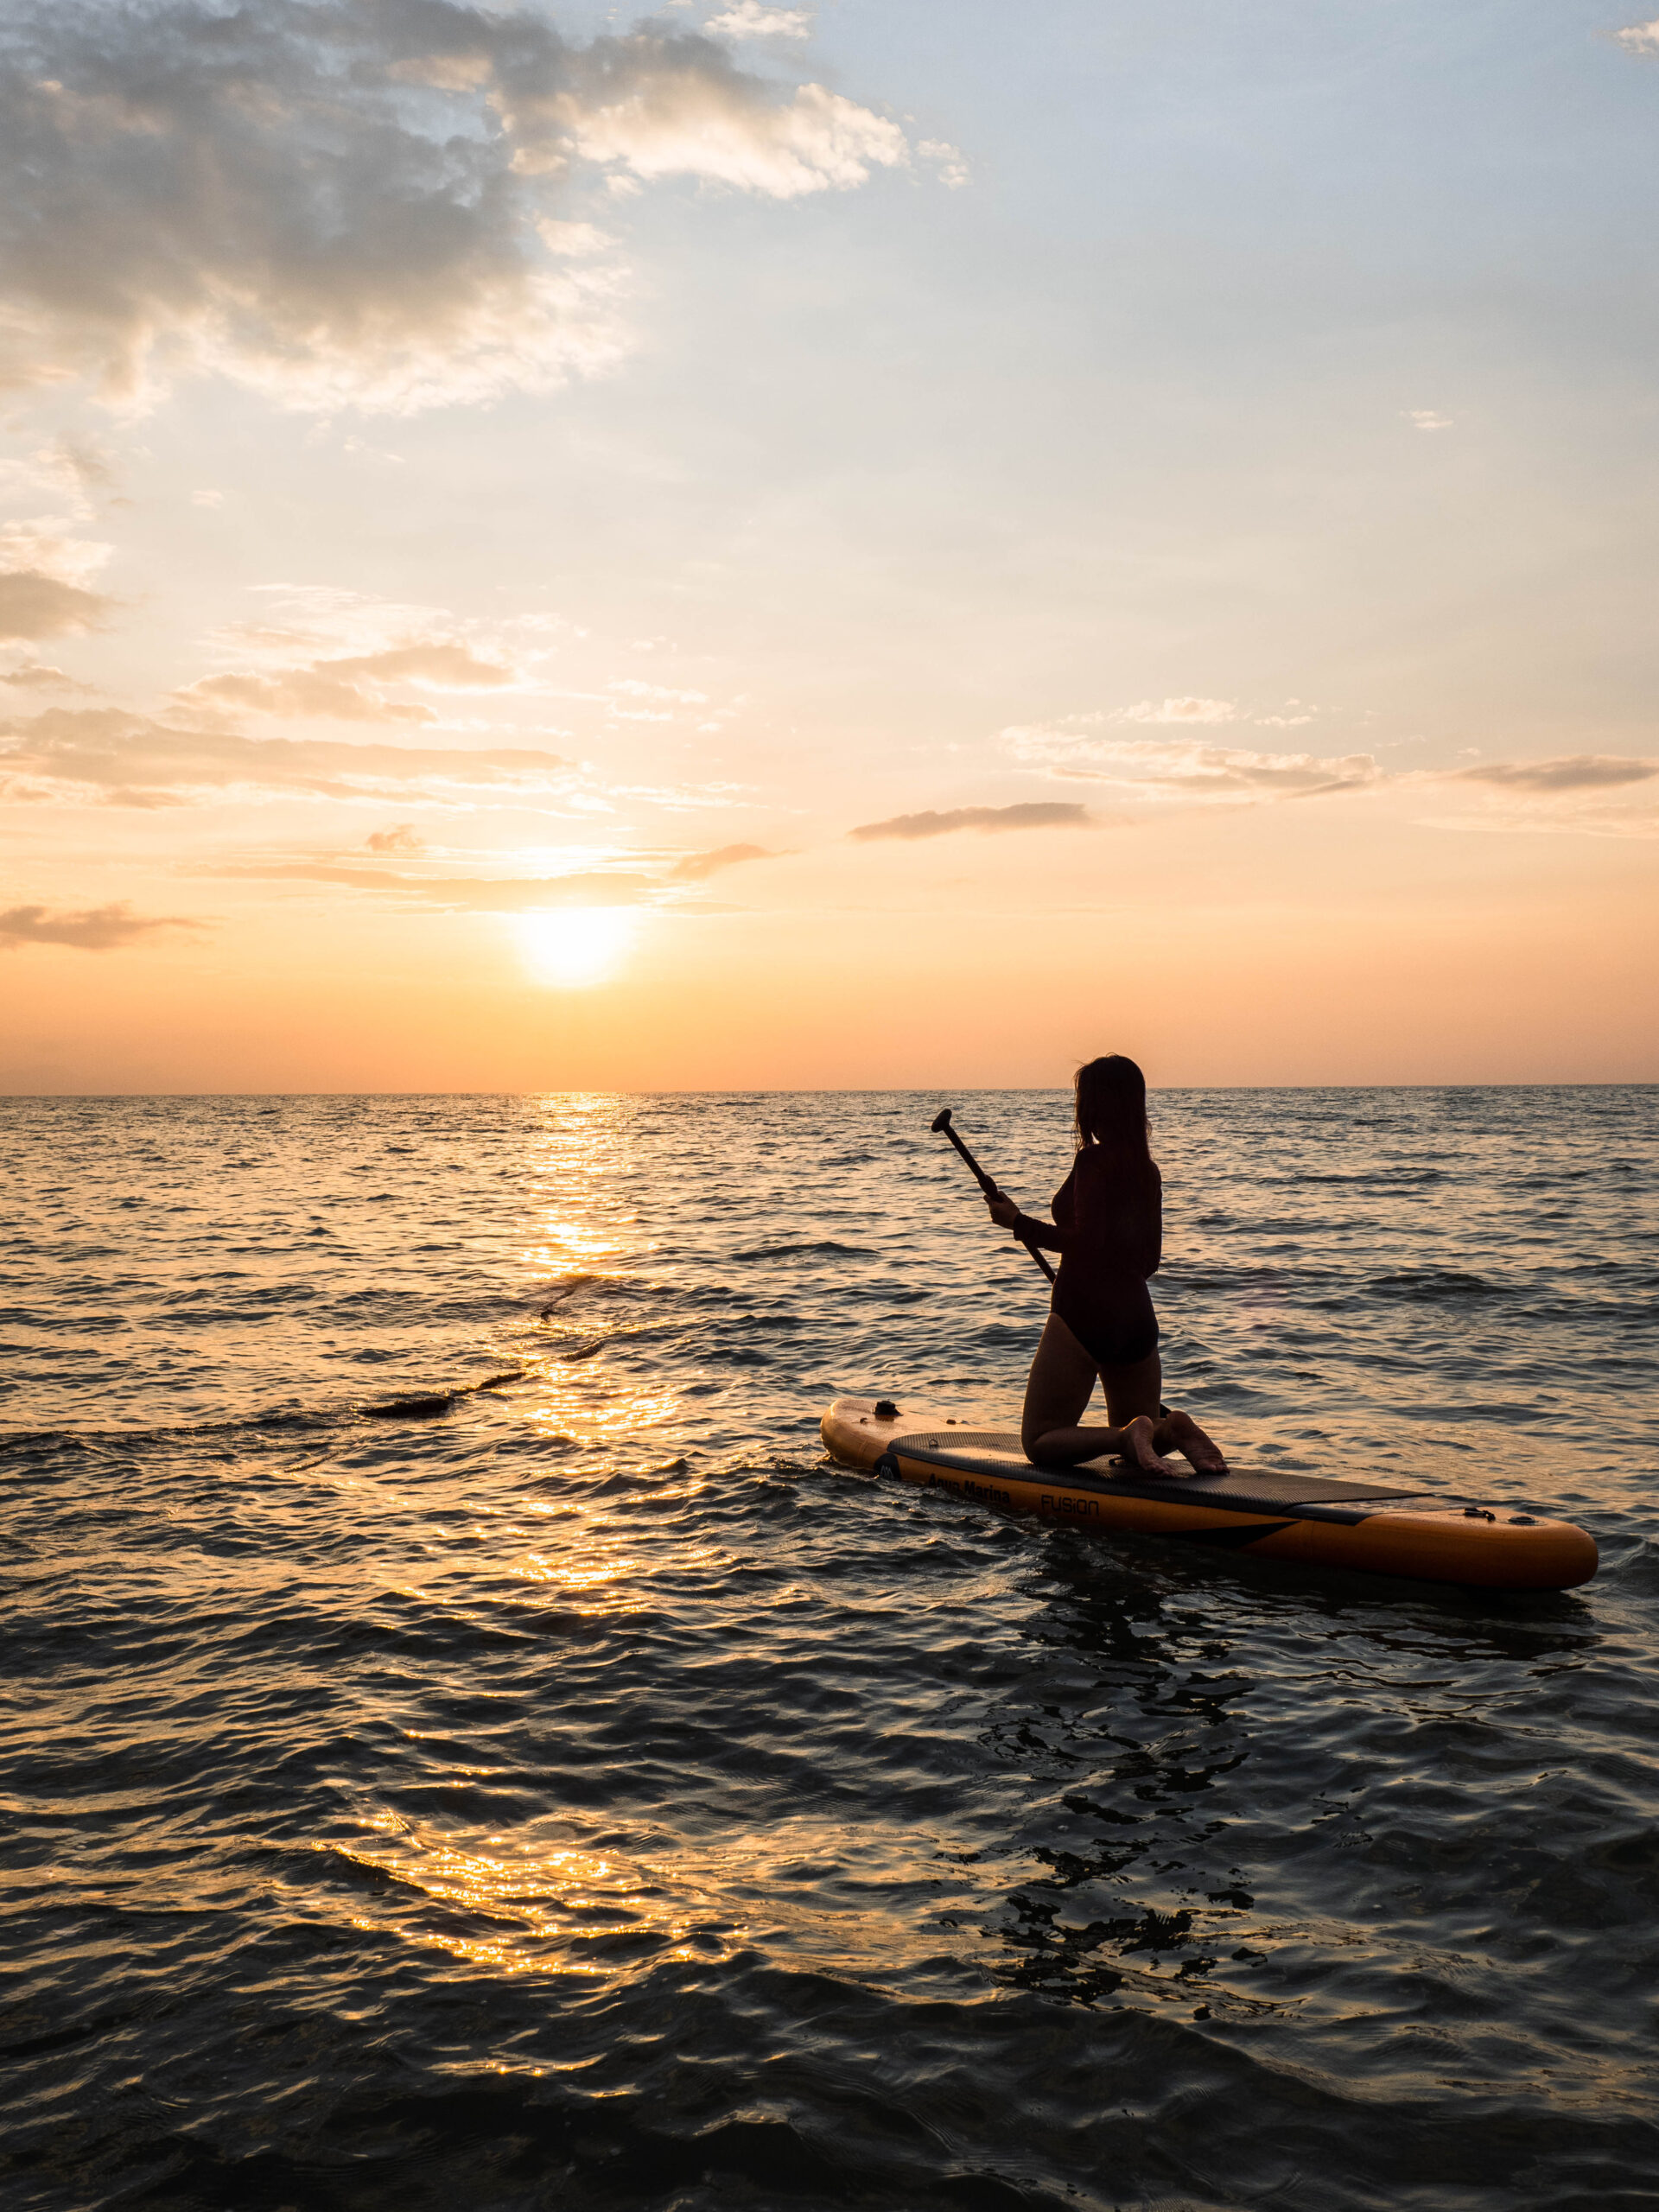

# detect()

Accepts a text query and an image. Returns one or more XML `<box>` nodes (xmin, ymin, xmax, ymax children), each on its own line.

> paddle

<box><xmin>931</xmin><ymin>1107</ymin><xmax>1058</xmax><ymax>1285</ymax></box>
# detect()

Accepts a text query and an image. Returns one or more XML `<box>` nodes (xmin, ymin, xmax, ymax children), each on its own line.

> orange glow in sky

<box><xmin>1</xmin><ymin>2</ymin><xmax>1655</xmax><ymax>1090</ymax></box>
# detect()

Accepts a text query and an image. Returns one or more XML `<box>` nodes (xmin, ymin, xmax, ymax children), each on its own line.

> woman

<box><xmin>985</xmin><ymin>1055</ymin><xmax>1226</xmax><ymax>1478</ymax></box>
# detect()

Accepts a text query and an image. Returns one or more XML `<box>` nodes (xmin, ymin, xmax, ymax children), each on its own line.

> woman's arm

<box><xmin>984</xmin><ymin>1192</ymin><xmax>1068</xmax><ymax>1251</ymax></box>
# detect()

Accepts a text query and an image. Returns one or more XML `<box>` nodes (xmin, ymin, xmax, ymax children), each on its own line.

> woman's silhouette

<box><xmin>986</xmin><ymin>1055</ymin><xmax>1226</xmax><ymax>1478</ymax></box>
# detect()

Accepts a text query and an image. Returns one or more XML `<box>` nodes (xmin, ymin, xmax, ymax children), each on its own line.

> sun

<box><xmin>516</xmin><ymin>907</ymin><xmax>638</xmax><ymax>988</ymax></box>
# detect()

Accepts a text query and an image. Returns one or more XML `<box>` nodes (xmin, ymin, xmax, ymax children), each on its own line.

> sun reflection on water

<box><xmin>295</xmin><ymin>1095</ymin><xmax>741</xmax><ymax>1982</ymax></box>
<box><xmin>514</xmin><ymin>1544</ymin><xmax>631</xmax><ymax>1596</ymax></box>
<box><xmin>520</xmin><ymin>1093</ymin><xmax>645</xmax><ymax>1280</ymax></box>
<box><xmin>512</xmin><ymin>1098</ymin><xmax>683</xmax><ymax>1448</ymax></box>
<box><xmin>312</xmin><ymin>1808</ymin><xmax>963</xmax><ymax>1989</ymax></box>
<box><xmin>317</xmin><ymin>1823</ymin><xmax>735</xmax><ymax>1979</ymax></box>
<box><xmin>518</xmin><ymin>1373</ymin><xmax>682</xmax><ymax>1445</ymax></box>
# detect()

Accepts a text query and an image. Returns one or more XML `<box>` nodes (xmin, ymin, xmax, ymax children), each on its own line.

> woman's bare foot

<box><xmin>1157</xmin><ymin>1409</ymin><xmax>1227</xmax><ymax>1475</ymax></box>
<box><xmin>1119</xmin><ymin>1414</ymin><xmax>1184</xmax><ymax>1478</ymax></box>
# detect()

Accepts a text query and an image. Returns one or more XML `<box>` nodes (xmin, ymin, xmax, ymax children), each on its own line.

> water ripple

<box><xmin>2</xmin><ymin>1087</ymin><xmax>1656</xmax><ymax>2209</ymax></box>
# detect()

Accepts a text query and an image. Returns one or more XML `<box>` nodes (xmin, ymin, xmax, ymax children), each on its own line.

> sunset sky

<box><xmin>3</xmin><ymin>0</ymin><xmax>1656</xmax><ymax>1091</ymax></box>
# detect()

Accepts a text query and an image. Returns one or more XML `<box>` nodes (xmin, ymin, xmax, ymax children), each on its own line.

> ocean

<box><xmin>3</xmin><ymin>1086</ymin><xmax>1656</xmax><ymax>2211</ymax></box>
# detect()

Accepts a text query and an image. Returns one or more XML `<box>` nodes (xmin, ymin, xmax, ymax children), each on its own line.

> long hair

<box><xmin>1074</xmin><ymin>1054</ymin><xmax>1155</xmax><ymax>1173</ymax></box>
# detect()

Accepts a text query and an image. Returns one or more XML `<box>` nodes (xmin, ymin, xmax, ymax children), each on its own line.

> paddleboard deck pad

<box><xmin>822</xmin><ymin>1398</ymin><xmax>1598</xmax><ymax>1591</ymax></box>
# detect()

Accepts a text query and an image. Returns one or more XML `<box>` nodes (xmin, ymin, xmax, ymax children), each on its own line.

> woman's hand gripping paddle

<box><xmin>930</xmin><ymin>1108</ymin><xmax>1058</xmax><ymax>1285</ymax></box>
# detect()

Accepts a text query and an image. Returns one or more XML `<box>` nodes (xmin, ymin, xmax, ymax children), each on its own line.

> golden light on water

<box><xmin>521</xmin><ymin>1090</ymin><xmax>641</xmax><ymax>1274</ymax></box>
<box><xmin>516</xmin><ymin>906</ymin><xmax>639</xmax><ymax>989</ymax></box>
<box><xmin>315</xmin><ymin>1808</ymin><xmax>957</xmax><ymax>1984</ymax></box>
<box><xmin>317</xmin><ymin>1827</ymin><xmax>721</xmax><ymax>1979</ymax></box>
<box><xmin>512</xmin><ymin>1094</ymin><xmax>683</xmax><ymax>1441</ymax></box>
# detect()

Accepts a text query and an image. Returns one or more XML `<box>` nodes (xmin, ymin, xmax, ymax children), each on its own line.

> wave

<box><xmin>0</xmin><ymin>1366</ymin><xmax>531</xmax><ymax>1450</ymax></box>
<box><xmin>359</xmin><ymin>1369</ymin><xmax>525</xmax><ymax>1420</ymax></box>
<box><xmin>1368</xmin><ymin>1269</ymin><xmax>1510</xmax><ymax>1300</ymax></box>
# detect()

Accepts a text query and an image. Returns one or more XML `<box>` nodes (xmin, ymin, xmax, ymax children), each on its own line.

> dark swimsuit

<box><xmin>1020</xmin><ymin>1152</ymin><xmax>1161</xmax><ymax>1369</ymax></box>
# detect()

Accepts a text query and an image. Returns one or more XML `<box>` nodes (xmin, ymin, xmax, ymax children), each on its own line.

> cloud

<box><xmin>0</xmin><ymin>0</ymin><xmax>914</xmax><ymax>414</ymax></box>
<box><xmin>1615</xmin><ymin>17</ymin><xmax>1659</xmax><ymax>53</ymax></box>
<box><xmin>608</xmin><ymin>677</ymin><xmax>709</xmax><ymax>702</ymax></box>
<box><xmin>1002</xmin><ymin>703</ymin><xmax>1657</xmax><ymax>817</ymax></box>
<box><xmin>1007</xmin><ymin>727</ymin><xmax>1656</xmax><ymax>822</ymax></box>
<box><xmin>604</xmin><ymin>675</ymin><xmax>713</xmax><ymax>724</ymax></box>
<box><xmin>1119</xmin><ymin>697</ymin><xmax>1240</xmax><ymax>726</ymax></box>
<box><xmin>183</xmin><ymin>673</ymin><xmax>435</xmax><ymax>727</ymax></box>
<box><xmin>175</xmin><ymin>640</ymin><xmax>520</xmax><ymax>726</ymax></box>
<box><xmin>0</xmin><ymin>571</ymin><xmax>113</xmax><ymax>641</ymax></box>
<box><xmin>1408</xmin><ymin>752</ymin><xmax>1659</xmax><ymax>839</ymax></box>
<box><xmin>917</xmin><ymin>137</ymin><xmax>969</xmax><ymax>188</ymax></box>
<box><xmin>204</xmin><ymin>582</ymin><xmax>557</xmax><ymax>659</ymax></box>
<box><xmin>1009</xmin><ymin>722</ymin><xmax>1379</xmax><ymax>801</ymax></box>
<box><xmin>1451</xmin><ymin>754</ymin><xmax>1659</xmax><ymax>793</ymax></box>
<box><xmin>997</xmin><ymin>722</ymin><xmax>1656</xmax><ymax>838</ymax></box>
<box><xmin>194</xmin><ymin>837</ymin><xmax>785</xmax><ymax>909</ymax></box>
<box><xmin>536</xmin><ymin>220</ymin><xmax>614</xmax><ymax>257</ymax></box>
<box><xmin>0</xmin><ymin>710</ymin><xmax>575</xmax><ymax>806</ymax></box>
<box><xmin>849</xmin><ymin>801</ymin><xmax>1092</xmax><ymax>842</ymax></box>
<box><xmin>0</xmin><ymin>529</ymin><xmax>113</xmax><ymax>592</ymax></box>
<box><xmin>0</xmin><ymin>440</ymin><xmax>114</xmax><ymax>516</ymax></box>
<box><xmin>1405</xmin><ymin>410</ymin><xmax>1452</xmax><ymax>431</ymax></box>
<box><xmin>200</xmin><ymin>861</ymin><xmax>660</xmax><ymax>910</ymax></box>
<box><xmin>0</xmin><ymin>899</ymin><xmax>198</xmax><ymax>950</ymax></box>
<box><xmin>704</xmin><ymin>4</ymin><xmax>812</xmax><ymax>35</ymax></box>
<box><xmin>0</xmin><ymin>517</ymin><xmax>116</xmax><ymax>652</ymax></box>
<box><xmin>667</xmin><ymin>840</ymin><xmax>777</xmax><ymax>878</ymax></box>
<box><xmin>340</xmin><ymin>643</ymin><xmax>518</xmax><ymax>689</ymax></box>
<box><xmin>0</xmin><ymin>661</ymin><xmax>95</xmax><ymax>692</ymax></box>
<box><xmin>564</xmin><ymin>61</ymin><xmax>906</xmax><ymax>199</ymax></box>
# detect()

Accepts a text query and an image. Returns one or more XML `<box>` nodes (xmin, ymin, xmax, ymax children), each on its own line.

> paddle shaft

<box><xmin>931</xmin><ymin>1113</ymin><xmax>1058</xmax><ymax>1286</ymax></box>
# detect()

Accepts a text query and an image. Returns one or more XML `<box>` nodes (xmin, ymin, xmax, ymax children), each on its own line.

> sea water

<box><xmin>2</xmin><ymin>1087</ymin><xmax>1656</xmax><ymax>2209</ymax></box>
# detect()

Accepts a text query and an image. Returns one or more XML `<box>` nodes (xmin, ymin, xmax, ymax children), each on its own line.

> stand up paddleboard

<box><xmin>822</xmin><ymin>1396</ymin><xmax>1598</xmax><ymax>1591</ymax></box>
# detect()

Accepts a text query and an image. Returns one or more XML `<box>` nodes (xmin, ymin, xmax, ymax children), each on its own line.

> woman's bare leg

<box><xmin>1021</xmin><ymin>1321</ymin><xmax>1179</xmax><ymax>1475</ymax></box>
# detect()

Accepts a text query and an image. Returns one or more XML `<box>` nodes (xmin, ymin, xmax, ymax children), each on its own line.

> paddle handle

<box><xmin>940</xmin><ymin>1119</ymin><xmax>997</xmax><ymax>1196</ymax></box>
<box><xmin>934</xmin><ymin>1116</ymin><xmax>1058</xmax><ymax>1287</ymax></box>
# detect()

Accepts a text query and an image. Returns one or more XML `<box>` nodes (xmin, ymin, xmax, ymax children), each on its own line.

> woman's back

<box><xmin>1053</xmin><ymin>1147</ymin><xmax>1162</xmax><ymax>1281</ymax></box>
<box><xmin>1051</xmin><ymin>1147</ymin><xmax>1161</xmax><ymax>1369</ymax></box>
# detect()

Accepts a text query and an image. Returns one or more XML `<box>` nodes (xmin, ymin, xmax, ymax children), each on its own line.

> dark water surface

<box><xmin>3</xmin><ymin>1088</ymin><xmax>1657</xmax><ymax>2212</ymax></box>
